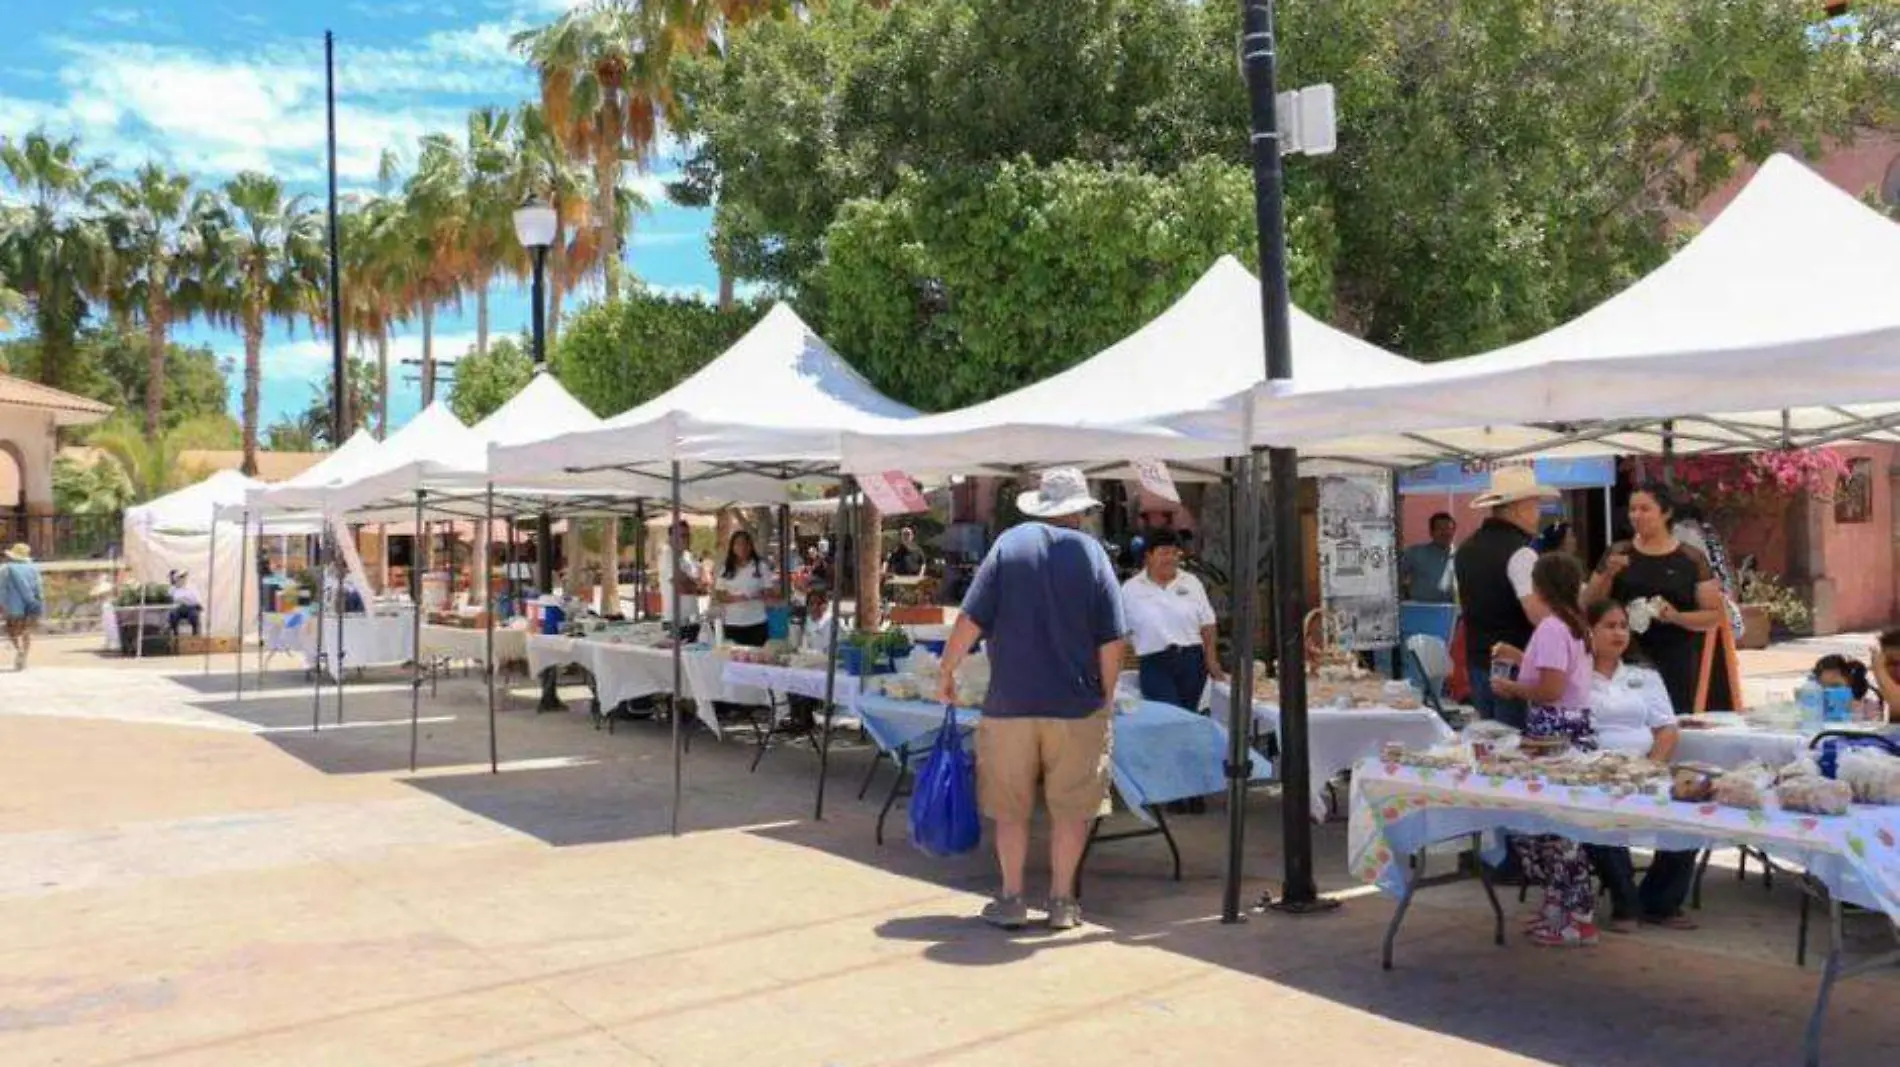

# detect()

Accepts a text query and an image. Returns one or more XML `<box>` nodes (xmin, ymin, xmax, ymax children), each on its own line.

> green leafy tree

<box><xmin>87</xmin><ymin>416</ymin><xmax>221</xmax><ymax>502</ymax></box>
<box><xmin>299</xmin><ymin>357</ymin><xmax>379</xmax><ymax>448</ymax></box>
<box><xmin>449</xmin><ymin>334</ymin><xmax>535</xmax><ymax>424</ymax></box>
<box><xmin>0</xmin><ymin>132</ymin><xmax>111</xmax><ymax>390</ymax></box>
<box><xmin>264</xmin><ymin>414</ymin><xmax>321</xmax><ymax>453</ymax></box>
<box><xmin>552</xmin><ymin>288</ymin><xmax>764</xmax><ymax>416</ymax></box>
<box><xmin>819</xmin><ymin>157</ymin><xmax>1333</xmax><ymax>411</ymax></box>
<box><xmin>52</xmin><ymin>451</ymin><xmax>135</xmax><ymax>516</ymax></box>
<box><xmin>0</xmin><ymin>327</ymin><xmax>231</xmax><ymax>435</ymax></box>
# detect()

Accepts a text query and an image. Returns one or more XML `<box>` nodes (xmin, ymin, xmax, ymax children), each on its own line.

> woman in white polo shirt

<box><xmin>713</xmin><ymin>530</ymin><xmax>779</xmax><ymax>647</ymax></box>
<box><xmin>1120</xmin><ymin>529</ymin><xmax>1226</xmax><ymax>710</ymax></box>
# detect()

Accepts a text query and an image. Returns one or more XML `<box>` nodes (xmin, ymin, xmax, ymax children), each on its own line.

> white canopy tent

<box><xmin>489</xmin><ymin>303</ymin><xmax>920</xmax><ymax>501</ymax></box>
<box><xmin>837</xmin><ymin>256</ymin><xmax>1467</xmax><ymax>478</ymax></box>
<box><xmin>1251</xmin><ymin>154</ymin><xmax>1900</xmax><ymax>457</ymax></box>
<box><xmin>234</xmin><ymin>429</ymin><xmax>386</xmax><ymax>524</ymax></box>
<box><xmin>121</xmin><ymin>469</ymin><xmax>264</xmax><ymax>639</ymax></box>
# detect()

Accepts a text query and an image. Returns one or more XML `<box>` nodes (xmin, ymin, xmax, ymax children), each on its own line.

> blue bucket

<box><xmin>540</xmin><ymin>604</ymin><xmax>566</xmax><ymax>635</ymax></box>
<box><xmin>766</xmin><ymin>605</ymin><xmax>791</xmax><ymax>641</ymax></box>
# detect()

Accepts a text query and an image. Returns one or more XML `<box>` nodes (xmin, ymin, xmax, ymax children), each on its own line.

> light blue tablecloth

<box><xmin>854</xmin><ymin>696</ymin><xmax>1273</xmax><ymax>817</ymax></box>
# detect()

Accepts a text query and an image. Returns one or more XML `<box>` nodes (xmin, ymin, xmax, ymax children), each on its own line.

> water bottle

<box><xmin>1822</xmin><ymin>685</ymin><xmax>1854</xmax><ymax>724</ymax></box>
<box><xmin>1795</xmin><ymin>677</ymin><xmax>1825</xmax><ymax>735</ymax></box>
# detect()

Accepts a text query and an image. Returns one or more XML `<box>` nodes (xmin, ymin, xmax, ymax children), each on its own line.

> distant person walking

<box><xmin>0</xmin><ymin>543</ymin><xmax>45</xmax><ymax>671</ymax></box>
<box><xmin>938</xmin><ymin>468</ymin><xmax>1126</xmax><ymax>932</ymax></box>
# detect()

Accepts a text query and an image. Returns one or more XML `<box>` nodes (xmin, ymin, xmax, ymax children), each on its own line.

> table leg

<box><xmin>857</xmin><ymin>750</ymin><xmax>883</xmax><ymax>800</ymax></box>
<box><xmin>1383</xmin><ymin>833</ymin><xmax>1504</xmax><ymax>971</ymax></box>
<box><xmin>1381</xmin><ymin>854</ymin><xmax>1420</xmax><ymax>972</ymax></box>
<box><xmin>748</xmin><ymin>697</ymin><xmax>777</xmax><ymax>773</ymax></box>
<box><xmin>875</xmin><ymin>745</ymin><xmax>911</xmax><ymax>847</ymax></box>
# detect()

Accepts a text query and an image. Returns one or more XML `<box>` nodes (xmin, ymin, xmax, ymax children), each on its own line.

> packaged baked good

<box><xmin>1837</xmin><ymin>748</ymin><xmax>1900</xmax><ymax>805</ymax></box>
<box><xmin>1670</xmin><ymin>763</ymin><xmax>1724</xmax><ymax>802</ymax></box>
<box><xmin>1777</xmin><ymin>775</ymin><xmax>1853</xmax><ymax>816</ymax></box>
<box><xmin>1712</xmin><ymin>774</ymin><xmax>1765</xmax><ymax>809</ymax></box>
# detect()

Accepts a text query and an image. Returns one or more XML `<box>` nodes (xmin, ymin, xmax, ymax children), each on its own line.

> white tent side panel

<box><xmin>120</xmin><ymin>523</ymin><xmax>257</xmax><ymax>639</ymax></box>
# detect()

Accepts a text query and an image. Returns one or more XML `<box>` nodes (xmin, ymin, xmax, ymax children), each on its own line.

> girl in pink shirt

<box><xmin>1489</xmin><ymin>552</ymin><xmax>1598</xmax><ymax>947</ymax></box>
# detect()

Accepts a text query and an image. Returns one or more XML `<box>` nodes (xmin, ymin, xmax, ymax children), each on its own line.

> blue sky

<box><xmin>0</xmin><ymin>0</ymin><xmax>721</xmax><ymax>435</ymax></box>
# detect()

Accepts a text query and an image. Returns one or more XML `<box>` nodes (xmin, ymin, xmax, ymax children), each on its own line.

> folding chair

<box><xmin>1405</xmin><ymin>633</ymin><xmax>1471</xmax><ymax>728</ymax></box>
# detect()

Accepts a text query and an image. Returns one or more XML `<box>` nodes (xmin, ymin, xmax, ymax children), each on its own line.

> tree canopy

<box><xmin>449</xmin><ymin>335</ymin><xmax>536</xmax><ymax>425</ymax></box>
<box><xmin>675</xmin><ymin>0</ymin><xmax>1900</xmax><ymax>397</ymax></box>
<box><xmin>551</xmin><ymin>287</ymin><xmax>765</xmax><ymax>417</ymax></box>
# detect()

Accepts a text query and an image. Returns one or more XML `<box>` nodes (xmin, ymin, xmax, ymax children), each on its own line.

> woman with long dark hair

<box><xmin>1585</xmin><ymin>482</ymin><xmax>1727</xmax><ymax>711</ymax></box>
<box><xmin>1582</xmin><ymin>598</ymin><xmax>1697</xmax><ymax>931</ymax></box>
<box><xmin>1490</xmin><ymin>552</ymin><xmax>1600</xmax><ymax>947</ymax></box>
<box><xmin>713</xmin><ymin>530</ymin><xmax>778</xmax><ymax>648</ymax></box>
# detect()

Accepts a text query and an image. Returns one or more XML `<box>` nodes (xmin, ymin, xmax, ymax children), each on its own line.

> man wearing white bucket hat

<box><xmin>1452</xmin><ymin>467</ymin><xmax>1559</xmax><ymax>731</ymax></box>
<box><xmin>939</xmin><ymin>467</ymin><xmax>1127</xmax><ymax>932</ymax></box>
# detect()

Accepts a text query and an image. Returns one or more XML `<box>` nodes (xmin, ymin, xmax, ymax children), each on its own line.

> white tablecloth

<box><xmin>721</xmin><ymin>662</ymin><xmax>865</xmax><ymax>722</ymax></box>
<box><xmin>1208</xmin><ymin>679</ymin><xmax>1456</xmax><ymax>821</ymax></box>
<box><xmin>420</xmin><ymin>624</ymin><xmax>528</xmax><ymax>668</ymax></box>
<box><xmin>262</xmin><ymin>610</ymin><xmax>415</xmax><ymax>674</ymax></box>
<box><xmin>522</xmin><ymin>635</ymin><xmax>765</xmax><ymax>735</ymax></box>
<box><xmin>1674</xmin><ymin>724</ymin><xmax>1809</xmax><ymax>770</ymax></box>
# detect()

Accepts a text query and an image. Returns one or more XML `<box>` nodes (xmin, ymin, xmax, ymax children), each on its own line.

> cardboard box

<box><xmin>176</xmin><ymin>635</ymin><xmax>238</xmax><ymax>655</ymax></box>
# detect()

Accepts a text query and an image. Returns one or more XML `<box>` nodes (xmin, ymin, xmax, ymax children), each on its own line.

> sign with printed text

<box><xmin>1131</xmin><ymin>458</ymin><xmax>1180</xmax><ymax>503</ymax></box>
<box><xmin>860</xmin><ymin>470</ymin><xmax>930</xmax><ymax>515</ymax></box>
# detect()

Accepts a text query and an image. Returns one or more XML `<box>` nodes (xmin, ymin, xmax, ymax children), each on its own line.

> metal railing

<box><xmin>0</xmin><ymin>512</ymin><xmax>122</xmax><ymax>562</ymax></box>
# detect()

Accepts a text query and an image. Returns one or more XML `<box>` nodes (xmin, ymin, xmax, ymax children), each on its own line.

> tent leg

<box><xmin>409</xmin><ymin>490</ymin><xmax>426</xmax><ymax>773</ymax></box>
<box><xmin>236</xmin><ymin>512</ymin><xmax>250</xmax><ymax>701</ymax></box>
<box><xmin>335</xmin><ymin>522</ymin><xmax>347</xmax><ymax>725</ymax></box>
<box><xmin>669</xmin><ymin>464</ymin><xmax>684</xmax><ymax>837</ymax></box>
<box><xmin>814</xmin><ymin>479</ymin><xmax>853</xmax><ymax>822</ymax></box>
<box><xmin>634</xmin><ymin>500</ymin><xmax>647</xmax><ymax>621</ymax></box>
<box><xmin>485</xmin><ymin>484</ymin><xmax>498</xmax><ymax>774</ymax></box>
<box><xmin>312</xmin><ymin>530</ymin><xmax>326</xmax><ymax>733</ymax></box>
<box><xmin>203</xmin><ymin>509</ymin><xmax>218</xmax><ymax>676</ymax></box>
<box><xmin>1222</xmin><ymin>455</ymin><xmax>1260</xmax><ymax>923</ymax></box>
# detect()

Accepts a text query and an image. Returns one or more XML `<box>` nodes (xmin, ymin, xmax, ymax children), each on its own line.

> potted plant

<box><xmin>1735</xmin><ymin>569</ymin><xmax>1810</xmax><ymax>648</ymax></box>
<box><xmin>113</xmin><ymin>582</ymin><xmax>175</xmax><ymax>655</ymax></box>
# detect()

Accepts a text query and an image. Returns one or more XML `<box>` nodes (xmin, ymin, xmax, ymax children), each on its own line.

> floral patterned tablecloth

<box><xmin>1348</xmin><ymin>759</ymin><xmax>1900</xmax><ymax>924</ymax></box>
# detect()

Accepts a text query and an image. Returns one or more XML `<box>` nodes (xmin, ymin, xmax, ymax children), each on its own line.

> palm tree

<box><xmin>89</xmin><ymin>417</ymin><xmax>216</xmax><ymax>502</ymax></box>
<box><xmin>100</xmin><ymin>163</ymin><xmax>213</xmax><ymax>441</ymax></box>
<box><xmin>507</xmin><ymin>103</ymin><xmax>640</xmax><ymax>348</ymax></box>
<box><xmin>340</xmin><ymin>193</ymin><xmax>410</xmax><ymax>437</ymax></box>
<box><xmin>512</xmin><ymin>1</ymin><xmax>670</xmax><ymax>303</ymax></box>
<box><xmin>203</xmin><ymin>172</ymin><xmax>324</xmax><ymax>475</ymax></box>
<box><xmin>400</xmin><ymin>141</ymin><xmax>470</xmax><ymax>406</ymax></box>
<box><xmin>0</xmin><ymin>276</ymin><xmax>23</xmax><ymax>332</ymax></box>
<box><xmin>459</xmin><ymin>106</ymin><xmax>518</xmax><ymax>359</ymax></box>
<box><xmin>0</xmin><ymin>132</ymin><xmax>111</xmax><ymax>390</ymax></box>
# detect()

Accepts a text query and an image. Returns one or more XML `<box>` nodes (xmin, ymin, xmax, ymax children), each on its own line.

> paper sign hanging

<box><xmin>859</xmin><ymin>470</ymin><xmax>930</xmax><ymax>515</ymax></box>
<box><xmin>1131</xmin><ymin>458</ymin><xmax>1180</xmax><ymax>503</ymax></box>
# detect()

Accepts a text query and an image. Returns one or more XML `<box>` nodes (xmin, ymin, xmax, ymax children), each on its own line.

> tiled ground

<box><xmin>0</xmin><ymin>635</ymin><xmax>1893</xmax><ymax>1066</ymax></box>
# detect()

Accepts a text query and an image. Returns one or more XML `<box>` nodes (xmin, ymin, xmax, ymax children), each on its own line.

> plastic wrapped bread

<box><xmin>1838</xmin><ymin>749</ymin><xmax>1900</xmax><ymax>805</ymax></box>
<box><xmin>1777</xmin><ymin>776</ymin><xmax>1853</xmax><ymax>816</ymax></box>
<box><xmin>1713</xmin><ymin>774</ymin><xmax>1766</xmax><ymax>810</ymax></box>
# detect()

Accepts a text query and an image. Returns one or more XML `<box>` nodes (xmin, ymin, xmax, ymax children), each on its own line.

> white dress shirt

<box><xmin>1591</xmin><ymin>662</ymin><xmax>1677</xmax><ymax>755</ymax></box>
<box><xmin>658</xmin><ymin>546</ymin><xmax>701</xmax><ymax>625</ymax></box>
<box><xmin>802</xmin><ymin>607</ymin><xmax>837</xmax><ymax>653</ymax></box>
<box><xmin>1120</xmin><ymin>569</ymin><xmax>1216</xmax><ymax>657</ymax></box>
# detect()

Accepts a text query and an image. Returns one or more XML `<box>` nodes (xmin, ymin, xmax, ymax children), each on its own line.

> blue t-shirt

<box><xmin>959</xmin><ymin>522</ymin><xmax>1126</xmax><ymax>719</ymax></box>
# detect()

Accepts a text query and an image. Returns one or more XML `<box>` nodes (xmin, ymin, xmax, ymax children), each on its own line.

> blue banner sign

<box><xmin>1398</xmin><ymin>457</ymin><xmax>1616</xmax><ymax>495</ymax></box>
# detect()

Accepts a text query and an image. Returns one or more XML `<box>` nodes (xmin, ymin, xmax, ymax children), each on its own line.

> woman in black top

<box><xmin>1584</xmin><ymin>483</ymin><xmax>1727</xmax><ymax>712</ymax></box>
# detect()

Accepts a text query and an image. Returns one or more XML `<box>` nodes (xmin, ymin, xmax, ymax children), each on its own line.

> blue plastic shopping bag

<box><xmin>908</xmin><ymin>705</ymin><xmax>981</xmax><ymax>856</ymax></box>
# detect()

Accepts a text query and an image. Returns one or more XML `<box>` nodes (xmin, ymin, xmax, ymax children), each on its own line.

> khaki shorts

<box><xmin>976</xmin><ymin>711</ymin><xmax>1113</xmax><ymax>822</ymax></box>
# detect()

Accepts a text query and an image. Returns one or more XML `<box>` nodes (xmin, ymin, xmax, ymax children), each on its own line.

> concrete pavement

<box><xmin>0</xmin><ymin>635</ymin><xmax>1893</xmax><ymax>1066</ymax></box>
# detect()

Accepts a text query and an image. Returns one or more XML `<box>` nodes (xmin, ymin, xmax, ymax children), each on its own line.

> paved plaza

<box><xmin>0</xmin><ymin>635</ymin><xmax>1893</xmax><ymax>1066</ymax></box>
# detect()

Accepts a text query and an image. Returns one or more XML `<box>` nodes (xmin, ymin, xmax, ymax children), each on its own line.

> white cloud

<box><xmin>233</xmin><ymin>330</ymin><xmax>483</xmax><ymax>386</ymax></box>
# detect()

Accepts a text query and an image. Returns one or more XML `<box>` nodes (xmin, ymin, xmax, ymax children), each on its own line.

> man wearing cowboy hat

<box><xmin>1452</xmin><ymin>467</ymin><xmax>1559</xmax><ymax>730</ymax></box>
<box><xmin>0</xmin><ymin>542</ymin><xmax>45</xmax><ymax>671</ymax></box>
<box><xmin>938</xmin><ymin>468</ymin><xmax>1127</xmax><ymax>932</ymax></box>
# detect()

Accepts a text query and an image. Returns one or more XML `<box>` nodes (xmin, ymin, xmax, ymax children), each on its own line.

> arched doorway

<box><xmin>0</xmin><ymin>439</ymin><xmax>24</xmax><ymax>546</ymax></box>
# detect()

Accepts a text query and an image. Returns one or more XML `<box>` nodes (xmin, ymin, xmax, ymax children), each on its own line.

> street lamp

<box><xmin>513</xmin><ymin>195</ymin><xmax>564</xmax><ymax>711</ymax></box>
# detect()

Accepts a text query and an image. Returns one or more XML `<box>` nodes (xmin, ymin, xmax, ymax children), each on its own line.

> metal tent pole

<box><xmin>669</xmin><ymin>463</ymin><xmax>685</xmax><ymax>836</ymax></box>
<box><xmin>335</xmin><ymin>524</ymin><xmax>347</xmax><ymax>725</ymax></box>
<box><xmin>203</xmin><ymin>506</ymin><xmax>218</xmax><ymax>676</ymax></box>
<box><xmin>1222</xmin><ymin>455</ymin><xmax>1261</xmax><ymax>922</ymax></box>
<box><xmin>1242</xmin><ymin>0</ymin><xmax>1327</xmax><ymax>913</ymax></box>
<box><xmin>311</xmin><ymin>529</ymin><xmax>326</xmax><ymax>733</ymax></box>
<box><xmin>485</xmin><ymin>484</ymin><xmax>499</xmax><ymax>774</ymax></box>
<box><xmin>634</xmin><ymin>500</ymin><xmax>648</xmax><ymax>621</ymax></box>
<box><xmin>777</xmin><ymin>503</ymin><xmax>792</xmax><ymax>604</ymax></box>
<box><xmin>536</xmin><ymin>510</ymin><xmax>561</xmax><ymax>711</ymax></box>
<box><xmin>506</xmin><ymin>515</ymin><xmax>519</xmax><ymax>618</ymax></box>
<box><xmin>813</xmin><ymin>479</ymin><xmax>853</xmax><ymax>821</ymax></box>
<box><xmin>134</xmin><ymin>521</ymin><xmax>146</xmax><ymax>661</ymax></box>
<box><xmin>408</xmin><ymin>490</ymin><xmax>426</xmax><ymax>772</ymax></box>
<box><xmin>236</xmin><ymin>511</ymin><xmax>250</xmax><ymax>701</ymax></box>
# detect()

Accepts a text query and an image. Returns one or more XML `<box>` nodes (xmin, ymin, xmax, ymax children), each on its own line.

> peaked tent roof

<box><xmin>236</xmin><ymin>429</ymin><xmax>384</xmax><ymax>519</ymax></box>
<box><xmin>320</xmin><ymin>401</ymin><xmax>486</xmax><ymax>516</ymax></box>
<box><xmin>127</xmin><ymin>469</ymin><xmax>261</xmax><ymax>534</ymax></box>
<box><xmin>488</xmin><ymin>303</ymin><xmax>919</xmax><ymax>502</ymax></box>
<box><xmin>1252</xmin><ymin>153</ymin><xmax>1900</xmax><ymax>455</ymax></box>
<box><xmin>838</xmin><ymin>256</ymin><xmax>1432</xmax><ymax>476</ymax></box>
